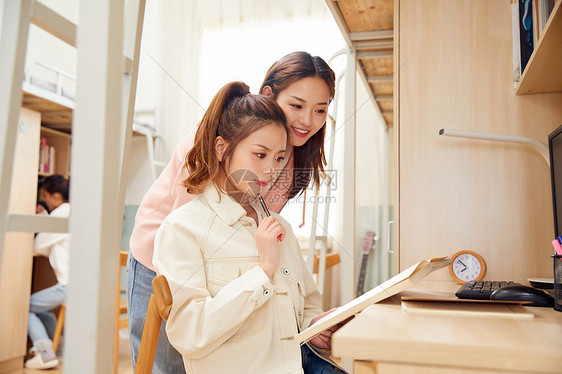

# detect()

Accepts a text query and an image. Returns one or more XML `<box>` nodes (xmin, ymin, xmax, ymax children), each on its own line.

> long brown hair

<box><xmin>260</xmin><ymin>51</ymin><xmax>336</xmax><ymax>199</ymax></box>
<box><xmin>183</xmin><ymin>81</ymin><xmax>289</xmax><ymax>194</ymax></box>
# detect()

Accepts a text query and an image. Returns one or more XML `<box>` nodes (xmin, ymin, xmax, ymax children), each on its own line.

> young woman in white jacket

<box><xmin>153</xmin><ymin>81</ymin><xmax>345</xmax><ymax>373</ymax></box>
<box><xmin>25</xmin><ymin>175</ymin><xmax>70</xmax><ymax>370</ymax></box>
<box><xmin>128</xmin><ymin>52</ymin><xmax>337</xmax><ymax>373</ymax></box>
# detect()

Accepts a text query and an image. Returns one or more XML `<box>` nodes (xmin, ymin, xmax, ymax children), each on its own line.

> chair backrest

<box><xmin>134</xmin><ymin>275</ymin><xmax>172</xmax><ymax>374</ymax></box>
<box><xmin>152</xmin><ymin>274</ymin><xmax>172</xmax><ymax>321</ymax></box>
<box><xmin>313</xmin><ymin>252</ymin><xmax>341</xmax><ymax>274</ymax></box>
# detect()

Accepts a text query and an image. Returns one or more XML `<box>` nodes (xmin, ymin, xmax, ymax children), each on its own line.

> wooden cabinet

<box><xmin>33</xmin><ymin>128</ymin><xmax>69</xmax><ymax>295</ymax></box>
<box><xmin>0</xmin><ymin>104</ymin><xmax>73</xmax><ymax>370</ymax></box>
<box><xmin>516</xmin><ymin>0</ymin><xmax>562</xmax><ymax>94</ymax></box>
<box><xmin>396</xmin><ymin>0</ymin><xmax>562</xmax><ymax>281</ymax></box>
<box><xmin>0</xmin><ymin>108</ymin><xmax>41</xmax><ymax>368</ymax></box>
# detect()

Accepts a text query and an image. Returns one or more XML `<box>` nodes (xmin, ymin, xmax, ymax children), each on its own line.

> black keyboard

<box><xmin>455</xmin><ymin>280</ymin><xmax>521</xmax><ymax>300</ymax></box>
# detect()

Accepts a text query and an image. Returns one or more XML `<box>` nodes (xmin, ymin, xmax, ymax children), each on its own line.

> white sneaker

<box><xmin>24</xmin><ymin>348</ymin><xmax>59</xmax><ymax>370</ymax></box>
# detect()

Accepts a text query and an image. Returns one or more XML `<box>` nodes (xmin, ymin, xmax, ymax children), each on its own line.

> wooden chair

<box><xmin>52</xmin><ymin>303</ymin><xmax>65</xmax><ymax>355</ymax></box>
<box><xmin>114</xmin><ymin>251</ymin><xmax>129</xmax><ymax>374</ymax></box>
<box><xmin>135</xmin><ymin>275</ymin><xmax>173</xmax><ymax>374</ymax></box>
<box><xmin>313</xmin><ymin>253</ymin><xmax>341</xmax><ymax>274</ymax></box>
<box><xmin>313</xmin><ymin>253</ymin><xmax>341</xmax><ymax>309</ymax></box>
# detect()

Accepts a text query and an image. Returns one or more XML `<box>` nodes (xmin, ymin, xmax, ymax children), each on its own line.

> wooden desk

<box><xmin>332</xmin><ymin>281</ymin><xmax>562</xmax><ymax>373</ymax></box>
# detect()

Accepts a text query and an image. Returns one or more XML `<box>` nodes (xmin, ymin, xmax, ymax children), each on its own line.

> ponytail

<box><xmin>183</xmin><ymin>81</ymin><xmax>288</xmax><ymax>194</ymax></box>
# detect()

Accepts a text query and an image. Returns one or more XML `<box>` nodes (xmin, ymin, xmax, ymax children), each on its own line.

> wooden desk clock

<box><xmin>449</xmin><ymin>250</ymin><xmax>487</xmax><ymax>284</ymax></box>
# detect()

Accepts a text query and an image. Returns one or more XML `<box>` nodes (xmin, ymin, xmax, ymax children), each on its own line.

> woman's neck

<box><xmin>242</xmin><ymin>204</ymin><xmax>258</xmax><ymax>224</ymax></box>
<box><xmin>217</xmin><ymin>174</ymin><xmax>259</xmax><ymax>225</ymax></box>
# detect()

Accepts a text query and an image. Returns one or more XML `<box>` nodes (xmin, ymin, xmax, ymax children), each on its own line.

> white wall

<box><xmin>123</xmin><ymin>137</ymin><xmax>153</xmax><ymax>205</ymax></box>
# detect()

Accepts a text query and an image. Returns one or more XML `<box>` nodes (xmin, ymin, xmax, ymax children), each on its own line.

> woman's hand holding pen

<box><xmin>255</xmin><ymin>216</ymin><xmax>286</xmax><ymax>278</ymax></box>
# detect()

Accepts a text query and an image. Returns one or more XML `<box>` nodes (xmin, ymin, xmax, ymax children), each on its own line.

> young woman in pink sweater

<box><xmin>127</xmin><ymin>52</ymin><xmax>335</xmax><ymax>373</ymax></box>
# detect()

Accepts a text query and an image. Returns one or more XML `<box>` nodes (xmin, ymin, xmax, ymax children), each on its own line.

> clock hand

<box><xmin>461</xmin><ymin>267</ymin><xmax>467</xmax><ymax>272</ymax></box>
<box><xmin>458</xmin><ymin>260</ymin><xmax>467</xmax><ymax>268</ymax></box>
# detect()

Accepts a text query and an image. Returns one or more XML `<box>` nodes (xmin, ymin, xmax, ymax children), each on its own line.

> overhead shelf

<box><xmin>22</xmin><ymin>88</ymin><xmax>73</xmax><ymax>133</ymax></box>
<box><xmin>516</xmin><ymin>0</ymin><xmax>562</xmax><ymax>94</ymax></box>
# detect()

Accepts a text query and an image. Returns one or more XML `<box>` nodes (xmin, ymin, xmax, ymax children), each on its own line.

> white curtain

<box><xmin>135</xmin><ymin>0</ymin><xmax>344</xmax><ymax>159</ymax></box>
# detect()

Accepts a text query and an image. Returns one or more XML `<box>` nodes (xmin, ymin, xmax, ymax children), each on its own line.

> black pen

<box><xmin>257</xmin><ymin>194</ymin><xmax>271</xmax><ymax>217</ymax></box>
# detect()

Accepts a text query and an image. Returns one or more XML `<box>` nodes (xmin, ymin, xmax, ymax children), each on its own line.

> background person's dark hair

<box><xmin>42</xmin><ymin>174</ymin><xmax>70</xmax><ymax>202</ymax></box>
<box><xmin>260</xmin><ymin>51</ymin><xmax>336</xmax><ymax>199</ymax></box>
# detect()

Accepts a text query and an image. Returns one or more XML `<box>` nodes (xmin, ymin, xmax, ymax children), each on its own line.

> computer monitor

<box><xmin>548</xmin><ymin>124</ymin><xmax>562</xmax><ymax>238</ymax></box>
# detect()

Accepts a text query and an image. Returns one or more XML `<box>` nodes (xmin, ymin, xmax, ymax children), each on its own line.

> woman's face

<box><xmin>40</xmin><ymin>189</ymin><xmax>60</xmax><ymax>211</ymax></box>
<box><xmin>274</xmin><ymin>77</ymin><xmax>331</xmax><ymax>147</ymax></box>
<box><xmin>219</xmin><ymin>123</ymin><xmax>288</xmax><ymax>204</ymax></box>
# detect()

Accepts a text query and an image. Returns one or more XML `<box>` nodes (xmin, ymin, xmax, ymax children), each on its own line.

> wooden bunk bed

<box><xmin>325</xmin><ymin>0</ymin><xmax>394</xmax><ymax>126</ymax></box>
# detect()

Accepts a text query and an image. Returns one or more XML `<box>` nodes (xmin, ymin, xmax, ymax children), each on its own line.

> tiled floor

<box><xmin>12</xmin><ymin>331</ymin><xmax>133</xmax><ymax>374</ymax></box>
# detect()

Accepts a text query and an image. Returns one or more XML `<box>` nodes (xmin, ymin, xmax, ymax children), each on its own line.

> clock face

<box><xmin>451</xmin><ymin>253</ymin><xmax>483</xmax><ymax>282</ymax></box>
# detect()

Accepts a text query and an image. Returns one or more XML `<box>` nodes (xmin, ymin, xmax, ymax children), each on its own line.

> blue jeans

<box><xmin>28</xmin><ymin>284</ymin><xmax>66</xmax><ymax>345</ymax></box>
<box><xmin>301</xmin><ymin>344</ymin><xmax>346</xmax><ymax>374</ymax></box>
<box><xmin>127</xmin><ymin>253</ymin><xmax>185</xmax><ymax>373</ymax></box>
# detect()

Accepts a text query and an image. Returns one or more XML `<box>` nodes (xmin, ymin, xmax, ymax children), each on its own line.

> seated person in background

<box><xmin>25</xmin><ymin>175</ymin><xmax>70</xmax><ymax>370</ymax></box>
<box><xmin>154</xmin><ymin>81</ymin><xmax>345</xmax><ymax>373</ymax></box>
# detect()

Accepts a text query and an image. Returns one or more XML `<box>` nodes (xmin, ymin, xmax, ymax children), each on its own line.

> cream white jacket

<box><xmin>153</xmin><ymin>185</ymin><xmax>323</xmax><ymax>373</ymax></box>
